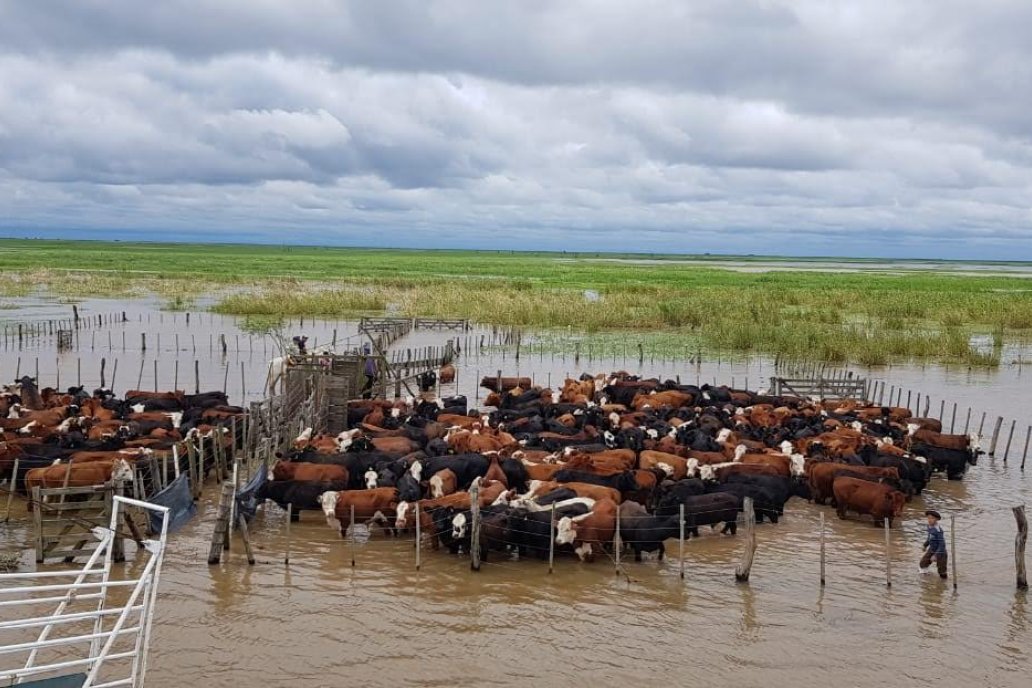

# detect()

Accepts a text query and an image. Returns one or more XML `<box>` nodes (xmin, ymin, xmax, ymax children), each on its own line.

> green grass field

<box><xmin>1</xmin><ymin>238</ymin><xmax>1030</xmax><ymax>365</ymax></box>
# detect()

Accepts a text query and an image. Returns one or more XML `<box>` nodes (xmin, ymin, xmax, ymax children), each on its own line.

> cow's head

<box><xmin>395</xmin><ymin>501</ymin><xmax>412</xmax><ymax>529</ymax></box>
<box><xmin>409</xmin><ymin>459</ymin><xmax>423</xmax><ymax>482</ymax></box>
<box><xmin>888</xmin><ymin>491</ymin><xmax>905</xmax><ymax>517</ymax></box>
<box><xmin>364</xmin><ymin>469</ymin><xmax>378</xmax><ymax>490</ymax></box>
<box><xmin>113</xmin><ymin>459</ymin><xmax>135</xmax><ymax>483</ymax></box>
<box><xmin>733</xmin><ymin>445</ymin><xmax>747</xmax><ymax>462</ymax></box>
<box><xmin>429</xmin><ymin>472</ymin><xmax>445</xmax><ymax>499</ymax></box>
<box><xmin>319</xmin><ymin>491</ymin><xmax>341</xmax><ymax>527</ymax></box>
<box><xmin>555</xmin><ymin>516</ymin><xmax>579</xmax><ymax>545</ymax></box>
<box><xmin>779</xmin><ymin>440</ymin><xmax>794</xmax><ymax>455</ymax></box>
<box><xmin>451</xmin><ymin>512</ymin><xmax>468</xmax><ymax>539</ymax></box>
<box><xmin>716</xmin><ymin>428</ymin><xmax>732</xmax><ymax>444</ymax></box>
<box><xmin>789</xmin><ymin>454</ymin><xmax>806</xmax><ymax>477</ymax></box>
<box><xmin>131</xmin><ymin>403</ymin><xmax>146</xmax><ymax>414</ymax></box>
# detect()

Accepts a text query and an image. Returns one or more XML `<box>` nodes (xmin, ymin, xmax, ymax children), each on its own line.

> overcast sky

<box><xmin>1</xmin><ymin>1</ymin><xmax>1030</xmax><ymax>259</ymax></box>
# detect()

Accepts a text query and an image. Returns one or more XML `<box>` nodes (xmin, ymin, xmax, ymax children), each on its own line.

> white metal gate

<box><xmin>0</xmin><ymin>496</ymin><xmax>169</xmax><ymax>687</ymax></box>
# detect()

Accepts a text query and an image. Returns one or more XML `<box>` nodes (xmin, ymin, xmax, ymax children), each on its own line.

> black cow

<box><xmin>421</xmin><ymin>454</ymin><xmax>490</xmax><ymax>489</ymax></box>
<box><xmin>507</xmin><ymin>502</ymin><xmax>591</xmax><ymax>559</ymax></box>
<box><xmin>664</xmin><ymin>492</ymin><xmax>740</xmax><ymax>537</ymax></box>
<box><xmin>552</xmin><ymin>469</ymin><xmax>638</xmax><ymax>493</ymax></box>
<box><xmin>707</xmin><ymin>482</ymin><xmax>782</xmax><ymax>523</ymax></box>
<box><xmin>620</xmin><ymin>512</ymin><xmax>682</xmax><ymax>561</ymax></box>
<box><xmin>911</xmin><ymin>442</ymin><xmax>973</xmax><ymax>480</ymax></box>
<box><xmin>869</xmin><ymin>454</ymin><xmax>930</xmax><ymax>494</ymax></box>
<box><xmin>257</xmin><ymin>480</ymin><xmax>347</xmax><ymax>520</ymax></box>
<box><xmin>654</xmin><ymin>479</ymin><xmax>707</xmax><ymax>516</ymax></box>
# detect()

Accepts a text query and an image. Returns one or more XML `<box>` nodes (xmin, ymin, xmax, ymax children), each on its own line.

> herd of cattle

<box><xmin>0</xmin><ymin>376</ymin><xmax>244</xmax><ymax>501</ymax></box>
<box><xmin>262</xmin><ymin>372</ymin><xmax>981</xmax><ymax>564</ymax></box>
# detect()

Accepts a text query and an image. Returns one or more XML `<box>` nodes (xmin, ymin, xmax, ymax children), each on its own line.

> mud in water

<box><xmin>1</xmin><ymin>298</ymin><xmax>1030</xmax><ymax>687</ymax></box>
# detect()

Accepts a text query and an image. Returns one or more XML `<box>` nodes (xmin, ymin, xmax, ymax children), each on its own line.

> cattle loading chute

<box><xmin>256</xmin><ymin>370</ymin><xmax>984</xmax><ymax>573</ymax></box>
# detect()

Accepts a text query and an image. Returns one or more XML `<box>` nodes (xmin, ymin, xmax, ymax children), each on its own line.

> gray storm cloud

<box><xmin>0</xmin><ymin>1</ymin><xmax>1030</xmax><ymax>257</ymax></box>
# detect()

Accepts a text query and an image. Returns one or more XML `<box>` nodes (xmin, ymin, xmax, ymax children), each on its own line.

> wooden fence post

<box><xmin>415</xmin><ymin>502</ymin><xmax>421</xmax><ymax>571</ymax></box>
<box><xmin>990</xmin><ymin>416</ymin><xmax>1004</xmax><ymax>456</ymax></box>
<box><xmin>350</xmin><ymin>504</ymin><xmax>357</xmax><ymax>568</ymax></box>
<box><xmin>1022</xmin><ymin>425</ymin><xmax>1031</xmax><ymax>471</ymax></box>
<box><xmin>614</xmin><ymin>503</ymin><xmax>621</xmax><ymax>576</ymax></box>
<box><xmin>735</xmin><ymin>497</ymin><xmax>756</xmax><ymax>582</ymax></box>
<box><xmin>470</xmin><ymin>481</ymin><xmax>481</xmax><ymax>571</ymax></box>
<box><xmin>884</xmin><ymin>517</ymin><xmax>892</xmax><ymax>588</ymax></box>
<box><xmin>679</xmin><ymin>503</ymin><xmax>686</xmax><ymax>579</ymax></box>
<box><xmin>1004</xmin><ymin>420</ymin><xmax>1017</xmax><ymax>461</ymax></box>
<box><xmin>820</xmin><ymin>511</ymin><xmax>826</xmax><ymax>586</ymax></box>
<box><xmin>950</xmin><ymin>513</ymin><xmax>957</xmax><ymax>591</ymax></box>
<box><xmin>548</xmin><ymin>502</ymin><xmax>556</xmax><ymax>574</ymax></box>
<box><xmin>1014</xmin><ymin>505</ymin><xmax>1028</xmax><ymax>590</ymax></box>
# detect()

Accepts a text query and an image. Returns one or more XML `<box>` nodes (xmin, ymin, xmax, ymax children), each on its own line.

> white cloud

<box><xmin>0</xmin><ymin>2</ymin><xmax>1030</xmax><ymax>257</ymax></box>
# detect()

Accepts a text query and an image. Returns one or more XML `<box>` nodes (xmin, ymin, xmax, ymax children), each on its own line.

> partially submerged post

<box><xmin>548</xmin><ymin>502</ymin><xmax>556</xmax><ymax>574</ymax></box>
<box><xmin>990</xmin><ymin>417</ymin><xmax>1004</xmax><ymax>456</ymax></box>
<box><xmin>285</xmin><ymin>504</ymin><xmax>292</xmax><ymax>566</ymax></box>
<box><xmin>415</xmin><ymin>502</ymin><xmax>422</xmax><ymax>571</ymax></box>
<box><xmin>679</xmin><ymin>503</ymin><xmax>686</xmax><ymax>579</ymax></box>
<box><xmin>350</xmin><ymin>504</ymin><xmax>357</xmax><ymax>567</ymax></box>
<box><xmin>884</xmin><ymin>518</ymin><xmax>892</xmax><ymax>588</ymax></box>
<box><xmin>1004</xmin><ymin>420</ymin><xmax>1017</xmax><ymax>462</ymax></box>
<box><xmin>820</xmin><ymin>511</ymin><xmax>826</xmax><ymax>586</ymax></box>
<box><xmin>470</xmin><ymin>481</ymin><xmax>481</xmax><ymax>572</ymax></box>
<box><xmin>1014</xmin><ymin>505</ymin><xmax>1028</xmax><ymax>590</ymax></box>
<box><xmin>735</xmin><ymin>497</ymin><xmax>756</xmax><ymax>583</ymax></box>
<box><xmin>950</xmin><ymin>513</ymin><xmax>958</xmax><ymax>591</ymax></box>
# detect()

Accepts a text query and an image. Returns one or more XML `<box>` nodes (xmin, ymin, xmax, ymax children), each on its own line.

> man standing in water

<box><xmin>920</xmin><ymin>510</ymin><xmax>948</xmax><ymax>579</ymax></box>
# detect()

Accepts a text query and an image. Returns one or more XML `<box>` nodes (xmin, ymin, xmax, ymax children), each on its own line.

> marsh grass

<box><xmin>1</xmin><ymin>239</ymin><xmax>1029</xmax><ymax>366</ymax></box>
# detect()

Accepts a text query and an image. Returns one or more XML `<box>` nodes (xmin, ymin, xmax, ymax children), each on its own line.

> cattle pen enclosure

<box><xmin>2</xmin><ymin>298</ymin><xmax>1032</xmax><ymax>688</ymax></box>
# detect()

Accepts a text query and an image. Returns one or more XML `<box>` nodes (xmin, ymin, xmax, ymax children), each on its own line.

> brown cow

<box><xmin>639</xmin><ymin>450</ymin><xmax>691</xmax><ymax>480</ymax></box>
<box><xmin>909</xmin><ymin>427</ymin><xmax>978</xmax><ymax>452</ymax></box>
<box><xmin>428</xmin><ymin>468</ymin><xmax>458</xmax><ymax>498</ymax></box>
<box><xmin>25</xmin><ymin>458</ymin><xmax>135</xmax><ymax>494</ymax></box>
<box><xmin>320</xmin><ymin>487</ymin><xmax>398</xmax><ymax>534</ymax></box>
<box><xmin>833</xmin><ymin>477</ymin><xmax>906</xmax><ymax>526</ymax></box>
<box><xmin>394</xmin><ymin>481</ymin><xmax>507</xmax><ymax>530</ymax></box>
<box><xmin>484</xmin><ymin>455</ymin><xmax>508</xmax><ymax>486</ymax></box>
<box><xmin>125</xmin><ymin>390</ymin><xmax>186</xmax><ymax>403</ymax></box>
<box><xmin>809</xmin><ymin>463</ymin><xmax>900</xmax><ymax>505</ymax></box>
<box><xmin>554</xmin><ymin>482</ymin><xmax>622</xmax><ymax>505</ymax></box>
<box><xmin>439</xmin><ymin>363</ymin><xmax>456</xmax><ymax>384</ymax></box>
<box><xmin>480</xmin><ymin>376</ymin><xmax>533</xmax><ymax>393</ymax></box>
<box><xmin>437</xmin><ymin>413</ymin><xmax>481</xmax><ymax>430</ymax></box>
<box><xmin>369</xmin><ymin>436</ymin><xmax>420</xmax><ymax>457</ymax></box>
<box><xmin>523</xmin><ymin>462</ymin><xmax>565</xmax><ymax>482</ymax></box>
<box><xmin>555</xmin><ymin>498</ymin><xmax>617</xmax><ymax>561</ymax></box>
<box><xmin>271</xmin><ymin>461</ymin><xmax>348</xmax><ymax>484</ymax></box>
<box><xmin>631</xmin><ymin>390</ymin><xmax>692</xmax><ymax>411</ymax></box>
<box><xmin>67</xmin><ymin>448</ymin><xmax>152</xmax><ymax>464</ymax></box>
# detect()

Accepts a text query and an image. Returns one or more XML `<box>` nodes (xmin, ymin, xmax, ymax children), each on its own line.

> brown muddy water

<box><xmin>1</xmin><ymin>297</ymin><xmax>1031</xmax><ymax>687</ymax></box>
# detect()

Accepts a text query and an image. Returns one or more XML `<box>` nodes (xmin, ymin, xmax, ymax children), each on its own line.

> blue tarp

<box><xmin>147</xmin><ymin>472</ymin><xmax>196</xmax><ymax>534</ymax></box>
<box><xmin>234</xmin><ymin>463</ymin><xmax>267</xmax><ymax>523</ymax></box>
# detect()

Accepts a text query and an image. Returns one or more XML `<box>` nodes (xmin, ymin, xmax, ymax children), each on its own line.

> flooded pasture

<box><xmin>1</xmin><ymin>296</ymin><xmax>1030</xmax><ymax>687</ymax></box>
